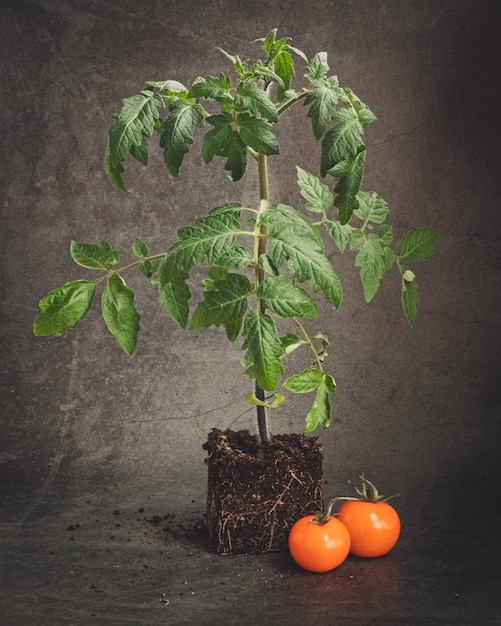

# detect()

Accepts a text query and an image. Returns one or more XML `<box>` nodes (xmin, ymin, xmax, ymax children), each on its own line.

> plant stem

<box><xmin>256</xmin><ymin>153</ymin><xmax>269</xmax><ymax>444</ymax></box>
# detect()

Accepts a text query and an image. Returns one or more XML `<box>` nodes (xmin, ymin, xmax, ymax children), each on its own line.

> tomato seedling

<box><xmin>336</xmin><ymin>475</ymin><xmax>401</xmax><ymax>557</ymax></box>
<box><xmin>288</xmin><ymin>511</ymin><xmax>351</xmax><ymax>572</ymax></box>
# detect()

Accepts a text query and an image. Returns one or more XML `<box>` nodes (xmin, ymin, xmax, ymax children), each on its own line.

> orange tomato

<box><xmin>337</xmin><ymin>499</ymin><xmax>400</xmax><ymax>557</ymax></box>
<box><xmin>288</xmin><ymin>514</ymin><xmax>351</xmax><ymax>572</ymax></box>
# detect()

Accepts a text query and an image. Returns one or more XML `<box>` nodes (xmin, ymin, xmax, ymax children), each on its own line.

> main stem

<box><xmin>256</xmin><ymin>153</ymin><xmax>269</xmax><ymax>445</ymax></box>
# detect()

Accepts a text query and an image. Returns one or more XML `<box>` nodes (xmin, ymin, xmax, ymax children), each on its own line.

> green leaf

<box><xmin>241</xmin><ymin>309</ymin><xmax>285</xmax><ymax>391</ymax></box>
<box><xmin>296</xmin><ymin>167</ymin><xmax>333</xmax><ymax>214</ymax></box>
<box><xmin>261</xmin><ymin>208</ymin><xmax>343</xmax><ymax>308</ymax></box>
<box><xmin>304</xmin><ymin>76</ymin><xmax>343</xmax><ymax>139</ymax></box>
<box><xmin>33</xmin><ymin>280</ymin><xmax>97</xmax><ymax>337</ymax></box>
<box><xmin>378</xmin><ymin>224</ymin><xmax>393</xmax><ymax>245</ymax></box>
<box><xmin>202</xmin><ymin>114</ymin><xmax>248</xmax><ymax>181</ymax></box>
<box><xmin>402</xmin><ymin>275</ymin><xmax>420</xmax><ymax>326</ymax></box>
<box><xmin>245</xmin><ymin>392</ymin><xmax>285</xmax><ymax>409</ymax></box>
<box><xmin>280</xmin><ymin>332</ymin><xmax>304</xmax><ymax>355</ymax></box>
<box><xmin>101</xmin><ymin>273</ymin><xmax>140</xmax><ymax>355</ymax></box>
<box><xmin>160</xmin><ymin>98</ymin><xmax>205</xmax><ymax>176</ymax></box>
<box><xmin>259</xmin><ymin>253</ymin><xmax>279</xmax><ymax>276</ymax></box>
<box><xmin>306</xmin><ymin>52</ymin><xmax>329</xmax><ymax>83</ymax></box>
<box><xmin>161</xmin><ymin>207</ymin><xmax>242</xmax><ymax>279</ymax></box>
<box><xmin>107</xmin><ymin>89</ymin><xmax>163</xmax><ymax>179</ymax></box>
<box><xmin>189</xmin><ymin>74</ymin><xmax>232</xmax><ymax>101</ymax></box>
<box><xmin>284</xmin><ymin>368</ymin><xmax>323</xmax><ymax>393</ymax></box>
<box><xmin>350</xmin><ymin>231</ymin><xmax>394</xmax><ymax>302</ymax></box>
<box><xmin>217</xmin><ymin>47</ymin><xmax>248</xmax><ymax>76</ymax></box>
<box><xmin>146</xmin><ymin>80</ymin><xmax>188</xmax><ymax>95</ymax></box>
<box><xmin>303</xmin><ymin>374</ymin><xmax>336</xmax><ymax>433</ymax></box>
<box><xmin>274</xmin><ymin>50</ymin><xmax>294</xmax><ymax>102</ymax></box>
<box><xmin>332</xmin><ymin>148</ymin><xmax>366</xmax><ymax>224</ymax></box>
<box><xmin>263</xmin><ymin>204</ymin><xmax>323</xmax><ymax>246</ymax></box>
<box><xmin>236</xmin><ymin>83</ymin><xmax>278</xmax><ymax>122</ymax></box>
<box><xmin>103</xmin><ymin>149</ymin><xmax>126</xmax><ymax>191</ymax></box>
<box><xmin>397</xmin><ymin>227</ymin><xmax>441</xmax><ymax>262</ymax></box>
<box><xmin>70</xmin><ymin>240</ymin><xmax>118</xmax><ymax>270</ymax></box>
<box><xmin>236</xmin><ymin>113</ymin><xmax>280</xmax><ymax>156</ymax></box>
<box><xmin>354</xmin><ymin>191</ymin><xmax>390</xmax><ymax>225</ymax></box>
<box><xmin>321</xmin><ymin>108</ymin><xmax>364</xmax><ymax>176</ymax></box>
<box><xmin>345</xmin><ymin>88</ymin><xmax>377</xmax><ymax>126</ymax></box>
<box><xmin>190</xmin><ymin>273</ymin><xmax>252</xmax><ymax>341</ymax></box>
<box><xmin>323</xmin><ymin>219</ymin><xmax>352</xmax><ymax>253</ymax></box>
<box><xmin>258</xmin><ymin>276</ymin><xmax>318</xmax><ymax>318</ymax></box>
<box><xmin>132</xmin><ymin>238</ymin><xmax>148</xmax><ymax>258</ymax></box>
<box><xmin>158</xmin><ymin>269</ymin><xmax>191</xmax><ymax>328</ymax></box>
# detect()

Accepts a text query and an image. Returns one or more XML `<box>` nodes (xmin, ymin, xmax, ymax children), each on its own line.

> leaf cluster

<box><xmin>34</xmin><ymin>30</ymin><xmax>440</xmax><ymax>434</ymax></box>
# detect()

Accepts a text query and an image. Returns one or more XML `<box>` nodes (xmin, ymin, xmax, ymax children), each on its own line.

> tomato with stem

<box><xmin>288</xmin><ymin>512</ymin><xmax>350</xmax><ymax>573</ymax></box>
<box><xmin>336</xmin><ymin>475</ymin><xmax>400</xmax><ymax>558</ymax></box>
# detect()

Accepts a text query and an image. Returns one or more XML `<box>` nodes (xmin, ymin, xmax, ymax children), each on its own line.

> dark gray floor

<box><xmin>2</xmin><ymin>0</ymin><xmax>501</xmax><ymax>623</ymax></box>
<box><xmin>1</xmin><ymin>477</ymin><xmax>500</xmax><ymax>625</ymax></box>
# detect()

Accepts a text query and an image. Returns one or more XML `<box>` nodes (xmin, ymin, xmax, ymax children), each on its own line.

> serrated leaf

<box><xmin>303</xmin><ymin>374</ymin><xmax>336</xmax><ymax>433</ymax></box>
<box><xmin>161</xmin><ymin>208</ymin><xmax>242</xmax><ymax>279</ymax></box>
<box><xmin>345</xmin><ymin>88</ymin><xmax>377</xmax><ymax>126</ymax></box>
<box><xmin>160</xmin><ymin>98</ymin><xmax>205</xmax><ymax>176</ymax></box>
<box><xmin>129</xmin><ymin>134</ymin><xmax>149</xmax><ymax>166</ymax></box>
<box><xmin>33</xmin><ymin>280</ymin><xmax>97</xmax><ymax>337</ymax></box>
<box><xmin>321</xmin><ymin>108</ymin><xmax>364</xmax><ymax>176</ymax></box>
<box><xmin>147</xmin><ymin>80</ymin><xmax>188</xmax><ymax>94</ymax></box>
<box><xmin>284</xmin><ymin>368</ymin><xmax>323</xmax><ymax>393</ymax></box>
<box><xmin>296</xmin><ymin>167</ymin><xmax>333</xmax><ymax>214</ymax></box>
<box><xmin>378</xmin><ymin>224</ymin><xmax>393</xmax><ymax>245</ymax></box>
<box><xmin>190</xmin><ymin>273</ymin><xmax>252</xmax><ymax>341</ymax></box>
<box><xmin>397</xmin><ymin>227</ymin><xmax>441</xmax><ymax>262</ymax></box>
<box><xmin>104</xmin><ymin>149</ymin><xmax>126</xmax><ymax>191</ymax></box>
<box><xmin>350</xmin><ymin>231</ymin><xmax>392</xmax><ymax>302</ymax></box>
<box><xmin>323</xmin><ymin>219</ymin><xmax>353</xmax><ymax>253</ymax></box>
<box><xmin>304</xmin><ymin>76</ymin><xmax>342</xmax><ymax>140</ymax></box>
<box><xmin>354</xmin><ymin>191</ymin><xmax>390</xmax><ymax>225</ymax></box>
<box><xmin>138</xmin><ymin>259</ymin><xmax>154</xmax><ymax>278</ymax></box>
<box><xmin>236</xmin><ymin>113</ymin><xmax>279</xmax><ymax>156</ymax></box>
<box><xmin>158</xmin><ymin>268</ymin><xmax>191</xmax><ymax>328</ymax></box>
<box><xmin>241</xmin><ymin>309</ymin><xmax>285</xmax><ymax>391</ymax></box>
<box><xmin>261</xmin><ymin>209</ymin><xmax>343</xmax><ymax>308</ymax></box>
<box><xmin>263</xmin><ymin>204</ymin><xmax>323</xmax><ymax>246</ymax></box>
<box><xmin>258</xmin><ymin>276</ymin><xmax>318</xmax><ymax>318</ymax></box>
<box><xmin>70</xmin><ymin>240</ymin><xmax>118</xmax><ymax>270</ymax></box>
<box><xmin>189</xmin><ymin>74</ymin><xmax>232</xmax><ymax>101</ymax></box>
<box><xmin>333</xmin><ymin>148</ymin><xmax>366</xmax><ymax>224</ymax></box>
<box><xmin>217</xmin><ymin>47</ymin><xmax>248</xmax><ymax>76</ymax></box>
<box><xmin>402</xmin><ymin>275</ymin><xmax>420</xmax><ymax>326</ymax></box>
<box><xmin>133</xmin><ymin>238</ymin><xmax>148</xmax><ymax>258</ymax></box>
<box><xmin>236</xmin><ymin>83</ymin><xmax>278</xmax><ymax>122</ymax></box>
<box><xmin>306</xmin><ymin>52</ymin><xmax>329</xmax><ymax>83</ymax></box>
<box><xmin>101</xmin><ymin>273</ymin><xmax>140</xmax><ymax>355</ymax></box>
<box><xmin>202</xmin><ymin>115</ymin><xmax>248</xmax><ymax>181</ymax></box>
<box><xmin>107</xmin><ymin>90</ymin><xmax>163</xmax><ymax>177</ymax></box>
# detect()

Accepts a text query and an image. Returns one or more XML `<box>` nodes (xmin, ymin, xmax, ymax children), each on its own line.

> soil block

<box><xmin>203</xmin><ymin>428</ymin><xmax>324</xmax><ymax>555</ymax></box>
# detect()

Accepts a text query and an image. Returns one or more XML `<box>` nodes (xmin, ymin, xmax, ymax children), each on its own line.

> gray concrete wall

<box><xmin>1</xmin><ymin>0</ymin><xmax>500</xmax><ymax>521</ymax></box>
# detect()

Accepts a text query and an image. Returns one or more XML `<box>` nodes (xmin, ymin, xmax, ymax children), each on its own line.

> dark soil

<box><xmin>203</xmin><ymin>429</ymin><xmax>324</xmax><ymax>555</ymax></box>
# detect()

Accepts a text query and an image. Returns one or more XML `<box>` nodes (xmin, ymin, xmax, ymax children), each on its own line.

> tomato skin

<box><xmin>337</xmin><ymin>500</ymin><xmax>400</xmax><ymax>557</ymax></box>
<box><xmin>288</xmin><ymin>515</ymin><xmax>351</xmax><ymax>572</ymax></box>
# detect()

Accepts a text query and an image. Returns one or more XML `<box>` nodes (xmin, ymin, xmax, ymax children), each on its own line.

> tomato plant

<box><xmin>288</xmin><ymin>513</ymin><xmax>350</xmax><ymax>572</ymax></box>
<box><xmin>336</xmin><ymin>475</ymin><xmax>400</xmax><ymax>557</ymax></box>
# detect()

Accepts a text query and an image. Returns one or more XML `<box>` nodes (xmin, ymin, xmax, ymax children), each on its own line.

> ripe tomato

<box><xmin>288</xmin><ymin>514</ymin><xmax>351</xmax><ymax>572</ymax></box>
<box><xmin>337</xmin><ymin>499</ymin><xmax>400</xmax><ymax>557</ymax></box>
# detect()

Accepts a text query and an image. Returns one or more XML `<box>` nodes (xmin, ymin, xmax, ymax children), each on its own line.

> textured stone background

<box><xmin>1</xmin><ymin>0</ymin><xmax>500</xmax><ymax>521</ymax></box>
